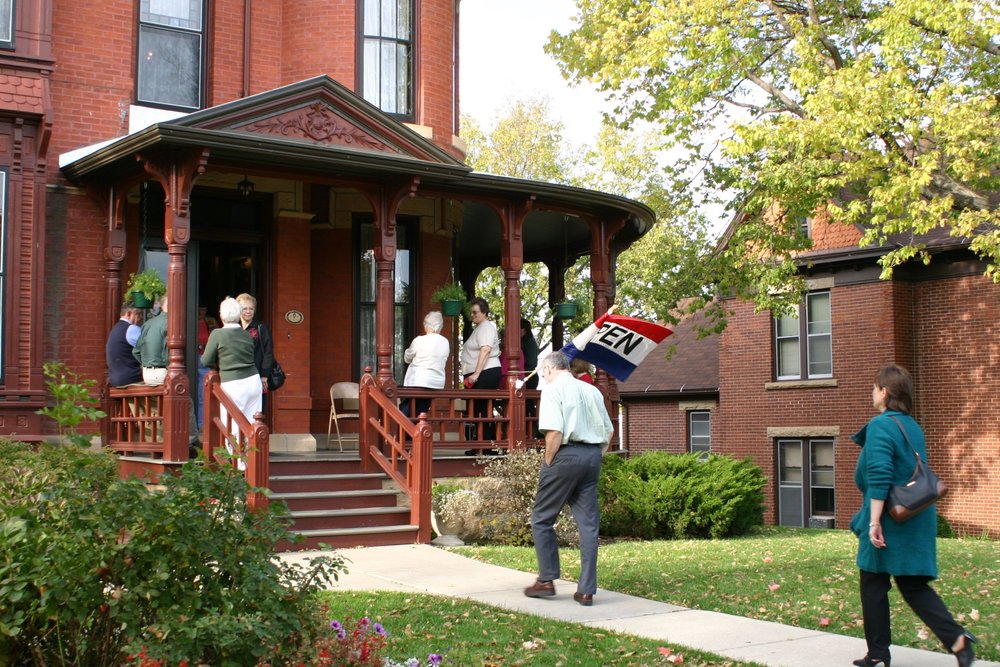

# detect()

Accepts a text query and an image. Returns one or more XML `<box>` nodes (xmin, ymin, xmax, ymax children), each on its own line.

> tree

<box><xmin>548</xmin><ymin>0</ymin><xmax>1000</xmax><ymax>303</ymax></box>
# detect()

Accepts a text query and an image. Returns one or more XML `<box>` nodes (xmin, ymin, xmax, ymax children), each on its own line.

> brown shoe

<box><xmin>573</xmin><ymin>592</ymin><xmax>594</xmax><ymax>606</ymax></box>
<box><xmin>524</xmin><ymin>579</ymin><xmax>555</xmax><ymax>598</ymax></box>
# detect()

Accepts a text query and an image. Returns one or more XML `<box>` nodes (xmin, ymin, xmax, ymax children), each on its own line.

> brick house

<box><xmin>0</xmin><ymin>0</ymin><xmax>652</xmax><ymax>453</ymax></box>
<box><xmin>620</xmin><ymin>214</ymin><xmax>1000</xmax><ymax>538</ymax></box>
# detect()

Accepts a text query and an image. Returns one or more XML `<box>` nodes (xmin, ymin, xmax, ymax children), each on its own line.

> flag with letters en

<box><xmin>559</xmin><ymin>313</ymin><xmax>672</xmax><ymax>382</ymax></box>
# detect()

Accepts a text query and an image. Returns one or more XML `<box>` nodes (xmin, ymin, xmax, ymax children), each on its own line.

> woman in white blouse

<box><xmin>401</xmin><ymin>311</ymin><xmax>450</xmax><ymax>418</ymax></box>
<box><xmin>461</xmin><ymin>297</ymin><xmax>501</xmax><ymax>444</ymax></box>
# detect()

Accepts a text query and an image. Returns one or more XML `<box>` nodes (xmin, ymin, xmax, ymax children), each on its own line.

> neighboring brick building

<box><xmin>621</xmin><ymin>215</ymin><xmax>1000</xmax><ymax>538</ymax></box>
<box><xmin>1</xmin><ymin>0</ymin><xmax>653</xmax><ymax>448</ymax></box>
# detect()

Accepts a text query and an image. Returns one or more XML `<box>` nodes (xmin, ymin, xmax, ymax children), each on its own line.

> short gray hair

<box><xmin>423</xmin><ymin>311</ymin><xmax>444</xmax><ymax>333</ymax></box>
<box><xmin>219</xmin><ymin>297</ymin><xmax>241</xmax><ymax>324</ymax></box>
<box><xmin>544</xmin><ymin>350</ymin><xmax>571</xmax><ymax>371</ymax></box>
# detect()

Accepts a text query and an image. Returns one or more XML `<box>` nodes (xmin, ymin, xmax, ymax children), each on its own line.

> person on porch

<box><xmin>106</xmin><ymin>304</ymin><xmax>143</xmax><ymax>387</ymax></box>
<box><xmin>236</xmin><ymin>293</ymin><xmax>274</xmax><ymax>398</ymax></box>
<box><xmin>461</xmin><ymin>297</ymin><xmax>501</xmax><ymax>450</ymax></box>
<box><xmin>201</xmin><ymin>297</ymin><xmax>263</xmax><ymax>470</ymax></box>
<box><xmin>133</xmin><ymin>294</ymin><xmax>168</xmax><ymax>385</ymax></box>
<box><xmin>400</xmin><ymin>310</ymin><xmax>450</xmax><ymax>419</ymax></box>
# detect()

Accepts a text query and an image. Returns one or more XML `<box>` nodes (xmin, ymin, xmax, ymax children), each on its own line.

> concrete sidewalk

<box><xmin>279</xmin><ymin>544</ymin><xmax>995</xmax><ymax>667</ymax></box>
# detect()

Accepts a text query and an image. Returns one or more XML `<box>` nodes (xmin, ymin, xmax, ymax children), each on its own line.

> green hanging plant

<box><xmin>431</xmin><ymin>282</ymin><xmax>468</xmax><ymax>317</ymax></box>
<box><xmin>125</xmin><ymin>269</ymin><xmax>166</xmax><ymax>306</ymax></box>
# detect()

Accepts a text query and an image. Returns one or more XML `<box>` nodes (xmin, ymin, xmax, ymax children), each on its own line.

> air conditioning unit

<box><xmin>808</xmin><ymin>516</ymin><xmax>835</xmax><ymax>529</ymax></box>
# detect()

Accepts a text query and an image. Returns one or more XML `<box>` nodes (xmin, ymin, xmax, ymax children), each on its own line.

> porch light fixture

<box><xmin>237</xmin><ymin>175</ymin><xmax>255</xmax><ymax>198</ymax></box>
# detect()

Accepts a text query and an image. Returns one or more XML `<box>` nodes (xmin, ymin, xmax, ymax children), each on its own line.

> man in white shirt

<box><xmin>523</xmin><ymin>350</ymin><xmax>613</xmax><ymax>607</ymax></box>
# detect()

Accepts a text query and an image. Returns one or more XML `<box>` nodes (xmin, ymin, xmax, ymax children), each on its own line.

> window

<box><xmin>361</xmin><ymin>0</ymin><xmax>413</xmax><ymax>118</ymax></box>
<box><xmin>0</xmin><ymin>0</ymin><xmax>13</xmax><ymax>49</ymax></box>
<box><xmin>774</xmin><ymin>291</ymin><xmax>832</xmax><ymax>380</ymax></box>
<box><xmin>798</xmin><ymin>216</ymin><xmax>812</xmax><ymax>239</ymax></box>
<box><xmin>0</xmin><ymin>169</ymin><xmax>6</xmax><ymax>380</ymax></box>
<box><xmin>355</xmin><ymin>218</ymin><xmax>414</xmax><ymax>383</ymax></box>
<box><xmin>777</xmin><ymin>438</ymin><xmax>835</xmax><ymax>527</ymax></box>
<box><xmin>137</xmin><ymin>0</ymin><xmax>204</xmax><ymax>110</ymax></box>
<box><xmin>689</xmin><ymin>411</ymin><xmax>711</xmax><ymax>455</ymax></box>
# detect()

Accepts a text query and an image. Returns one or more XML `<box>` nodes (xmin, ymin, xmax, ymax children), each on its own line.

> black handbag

<box><xmin>267</xmin><ymin>360</ymin><xmax>286</xmax><ymax>391</ymax></box>
<box><xmin>886</xmin><ymin>416</ymin><xmax>948</xmax><ymax>522</ymax></box>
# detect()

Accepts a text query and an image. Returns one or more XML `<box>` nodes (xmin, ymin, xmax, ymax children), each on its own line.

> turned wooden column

<box><xmin>138</xmin><ymin>148</ymin><xmax>209</xmax><ymax>462</ymax></box>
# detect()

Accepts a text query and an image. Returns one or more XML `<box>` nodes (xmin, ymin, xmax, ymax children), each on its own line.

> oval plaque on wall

<box><xmin>284</xmin><ymin>310</ymin><xmax>304</xmax><ymax>325</ymax></box>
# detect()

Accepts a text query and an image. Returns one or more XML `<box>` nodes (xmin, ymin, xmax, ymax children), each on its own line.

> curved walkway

<box><xmin>279</xmin><ymin>545</ymin><xmax>996</xmax><ymax>667</ymax></box>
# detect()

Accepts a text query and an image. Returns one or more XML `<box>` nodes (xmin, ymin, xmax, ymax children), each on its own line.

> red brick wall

<box><xmin>280</xmin><ymin>0</ymin><xmax>356</xmax><ymax>87</ymax></box>
<box><xmin>623</xmin><ymin>401</ymin><xmax>705</xmax><ymax>455</ymax></box>
<box><xmin>710</xmin><ymin>275</ymin><xmax>999</xmax><ymax>537</ymax></box>
<box><xmin>911</xmin><ymin>274</ymin><xmax>1000</xmax><ymax>535</ymax></box>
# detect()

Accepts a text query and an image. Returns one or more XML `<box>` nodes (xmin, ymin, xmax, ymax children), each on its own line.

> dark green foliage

<box><xmin>35</xmin><ymin>361</ymin><xmax>107</xmax><ymax>447</ymax></box>
<box><xmin>599</xmin><ymin>452</ymin><xmax>765</xmax><ymax>539</ymax></box>
<box><xmin>0</xmin><ymin>440</ymin><xmax>344</xmax><ymax>666</ymax></box>
<box><xmin>937</xmin><ymin>512</ymin><xmax>956</xmax><ymax>538</ymax></box>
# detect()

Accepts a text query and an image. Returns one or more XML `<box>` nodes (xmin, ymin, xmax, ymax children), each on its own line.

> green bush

<box><xmin>599</xmin><ymin>452</ymin><xmax>765</xmax><ymax>539</ymax></box>
<box><xmin>0</xmin><ymin>440</ymin><xmax>343</xmax><ymax>666</ymax></box>
<box><xmin>937</xmin><ymin>511</ymin><xmax>956</xmax><ymax>538</ymax></box>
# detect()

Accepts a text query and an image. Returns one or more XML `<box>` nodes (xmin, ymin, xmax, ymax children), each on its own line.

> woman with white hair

<box><xmin>200</xmin><ymin>297</ymin><xmax>263</xmax><ymax>467</ymax></box>
<box><xmin>401</xmin><ymin>310</ymin><xmax>450</xmax><ymax>418</ymax></box>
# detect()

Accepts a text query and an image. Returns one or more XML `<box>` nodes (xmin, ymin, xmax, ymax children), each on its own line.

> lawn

<box><xmin>452</xmin><ymin>527</ymin><xmax>998</xmax><ymax>661</ymax></box>
<box><xmin>317</xmin><ymin>590</ymin><xmax>768</xmax><ymax>666</ymax></box>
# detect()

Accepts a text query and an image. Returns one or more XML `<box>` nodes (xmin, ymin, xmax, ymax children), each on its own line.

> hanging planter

<box><xmin>554</xmin><ymin>302</ymin><xmax>579</xmax><ymax>319</ymax></box>
<box><xmin>440</xmin><ymin>299</ymin><xmax>463</xmax><ymax>317</ymax></box>
<box><xmin>131</xmin><ymin>291</ymin><xmax>153</xmax><ymax>308</ymax></box>
<box><xmin>125</xmin><ymin>269</ymin><xmax>166</xmax><ymax>309</ymax></box>
<box><xmin>431</xmin><ymin>281</ymin><xmax>468</xmax><ymax>318</ymax></box>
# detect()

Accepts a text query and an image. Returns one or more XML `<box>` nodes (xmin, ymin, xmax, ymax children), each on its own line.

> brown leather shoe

<box><xmin>524</xmin><ymin>579</ymin><xmax>555</xmax><ymax>598</ymax></box>
<box><xmin>573</xmin><ymin>592</ymin><xmax>594</xmax><ymax>606</ymax></box>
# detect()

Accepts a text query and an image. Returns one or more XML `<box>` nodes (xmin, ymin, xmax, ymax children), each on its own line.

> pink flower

<box><xmin>768</xmin><ymin>583</ymin><xmax>780</xmax><ymax>591</ymax></box>
<box><xmin>658</xmin><ymin>647</ymin><xmax>673</xmax><ymax>656</ymax></box>
<box><xmin>819</xmin><ymin>617</ymin><xmax>830</xmax><ymax>627</ymax></box>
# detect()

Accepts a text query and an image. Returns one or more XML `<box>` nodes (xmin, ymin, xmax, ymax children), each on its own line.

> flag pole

<box><xmin>516</xmin><ymin>304</ymin><xmax>617</xmax><ymax>388</ymax></box>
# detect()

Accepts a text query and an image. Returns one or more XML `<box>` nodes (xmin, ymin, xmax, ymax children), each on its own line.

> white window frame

<box><xmin>774</xmin><ymin>291</ymin><xmax>832</xmax><ymax>380</ymax></box>
<box><xmin>361</xmin><ymin>0</ymin><xmax>414</xmax><ymax>119</ymax></box>
<box><xmin>0</xmin><ymin>0</ymin><xmax>14</xmax><ymax>50</ymax></box>
<box><xmin>136</xmin><ymin>0</ymin><xmax>205</xmax><ymax>110</ymax></box>
<box><xmin>688</xmin><ymin>410</ymin><xmax>711</xmax><ymax>455</ymax></box>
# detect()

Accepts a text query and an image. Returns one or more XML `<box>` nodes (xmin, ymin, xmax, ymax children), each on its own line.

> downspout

<box><xmin>242</xmin><ymin>0</ymin><xmax>251</xmax><ymax>97</ymax></box>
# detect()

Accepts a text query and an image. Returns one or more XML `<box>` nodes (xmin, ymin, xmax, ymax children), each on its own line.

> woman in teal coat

<box><xmin>851</xmin><ymin>364</ymin><xmax>975</xmax><ymax>667</ymax></box>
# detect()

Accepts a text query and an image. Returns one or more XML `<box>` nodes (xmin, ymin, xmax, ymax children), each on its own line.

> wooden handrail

<box><xmin>104</xmin><ymin>384</ymin><xmax>167</xmax><ymax>456</ymax></box>
<box><xmin>202</xmin><ymin>370</ymin><xmax>270</xmax><ymax>511</ymax></box>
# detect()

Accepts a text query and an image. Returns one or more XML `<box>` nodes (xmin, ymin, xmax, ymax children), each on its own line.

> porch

<box><xmin>104</xmin><ymin>369</ymin><xmax>549</xmax><ymax>549</ymax></box>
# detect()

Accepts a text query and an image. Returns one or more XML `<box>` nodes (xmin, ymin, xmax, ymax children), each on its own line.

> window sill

<box><xmin>765</xmin><ymin>378</ymin><xmax>838</xmax><ymax>390</ymax></box>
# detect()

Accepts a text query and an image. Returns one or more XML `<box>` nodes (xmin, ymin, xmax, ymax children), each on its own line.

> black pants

<box><xmin>466</xmin><ymin>366</ymin><xmax>501</xmax><ymax>440</ymax></box>
<box><xmin>859</xmin><ymin>569</ymin><xmax>964</xmax><ymax>660</ymax></box>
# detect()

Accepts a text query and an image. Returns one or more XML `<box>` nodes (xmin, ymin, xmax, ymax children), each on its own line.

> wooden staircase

<box><xmin>270</xmin><ymin>454</ymin><xmax>419</xmax><ymax>551</ymax></box>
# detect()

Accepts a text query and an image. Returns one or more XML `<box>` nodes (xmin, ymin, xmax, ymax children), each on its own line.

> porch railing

<box><xmin>102</xmin><ymin>373</ymin><xmax>269</xmax><ymax>511</ymax></box>
<box><xmin>358</xmin><ymin>371</ymin><xmax>543</xmax><ymax>543</ymax></box>
<box><xmin>202</xmin><ymin>370</ymin><xmax>270</xmax><ymax>511</ymax></box>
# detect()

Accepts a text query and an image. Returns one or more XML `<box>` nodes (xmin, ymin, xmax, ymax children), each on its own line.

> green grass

<box><xmin>453</xmin><ymin>527</ymin><xmax>999</xmax><ymax>661</ymax></box>
<box><xmin>317</xmin><ymin>590</ymin><xmax>767</xmax><ymax>666</ymax></box>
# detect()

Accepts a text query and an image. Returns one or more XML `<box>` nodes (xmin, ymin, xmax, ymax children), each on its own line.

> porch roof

<box><xmin>59</xmin><ymin>76</ymin><xmax>655</xmax><ymax>244</ymax></box>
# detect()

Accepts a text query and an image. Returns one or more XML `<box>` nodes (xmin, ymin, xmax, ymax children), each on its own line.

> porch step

<box><xmin>268</xmin><ymin>472</ymin><xmax>386</xmax><ymax>494</ymax></box>
<box><xmin>271</xmin><ymin>489</ymin><xmax>399</xmax><ymax>511</ymax></box>
<box><xmin>277</xmin><ymin>525</ymin><xmax>420</xmax><ymax>551</ymax></box>
<box><xmin>287</xmin><ymin>506</ymin><xmax>411</xmax><ymax>531</ymax></box>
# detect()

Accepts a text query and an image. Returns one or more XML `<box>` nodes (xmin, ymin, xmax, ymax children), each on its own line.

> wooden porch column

<box><xmin>589</xmin><ymin>215</ymin><xmax>627</xmax><ymax>416</ymax></box>
<box><xmin>139</xmin><ymin>148</ymin><xmax>209</xmax><ymax>461</ymax></box>
<box><xmin>361</xmin><ymin>178</ymin><xmax>419</xmax><ymax>393</ymax></box>
<box><xmin>498</xmin><ymin>198</ymin><xmax>532</xmax><ymax>446</ymax></box>
<box><xmin>102</xmin><ymin>186</ymin><xmax>130</xmax><ymax>332</ymax></box>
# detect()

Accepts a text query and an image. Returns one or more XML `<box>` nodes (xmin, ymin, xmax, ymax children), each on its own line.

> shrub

<box><xmin>0</xmin><ymin>440</ymin><xmax>344</xmax><ymax>666</ymax></box>
<box><xmin>937</xmin><ymin>512</ymin><xmax>956</xmax><ymax>538</ymax></box>
<box><xmin>600</xmin><ymin>452</ymin><xmax>765</xmax><ymax>539</ymax></box>
<box><xmin>460</xmin><ymin>448</ymin><xmax>577</xmax><ymax>547</ymax></box>
<box><xmin>35</xmin><ymin>361</ymin><xmax>106</xmax><ymax>447</ymax></box>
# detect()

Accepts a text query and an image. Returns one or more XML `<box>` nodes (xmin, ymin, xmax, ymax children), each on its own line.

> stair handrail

<box><xmin>359</xmin><ymin>370</ymin><xmax>433</xmax><ymax>543</ymax></box>
<box><xmin>202</xmin><ymin>370</ymin><xmax>270</xmax><ymax>511</ymax></box>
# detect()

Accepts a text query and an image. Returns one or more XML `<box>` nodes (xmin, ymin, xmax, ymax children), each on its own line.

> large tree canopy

<box><xmin>548</xmin><ymin>0</ymin><xmax>1000</xmax><ymax>289</ymax></box>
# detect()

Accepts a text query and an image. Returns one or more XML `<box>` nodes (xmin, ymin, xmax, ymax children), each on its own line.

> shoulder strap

<box><xmin>888</xmin><ymin>414</ymin><xmax>920</xmax><ymax>463</ymax></box>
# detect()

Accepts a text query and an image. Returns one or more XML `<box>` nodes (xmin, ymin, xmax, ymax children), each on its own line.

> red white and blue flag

<box><xmin>560</xmin><ymin>313</ymin><xmax>672</xmax><ymax>382</ymax></box>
